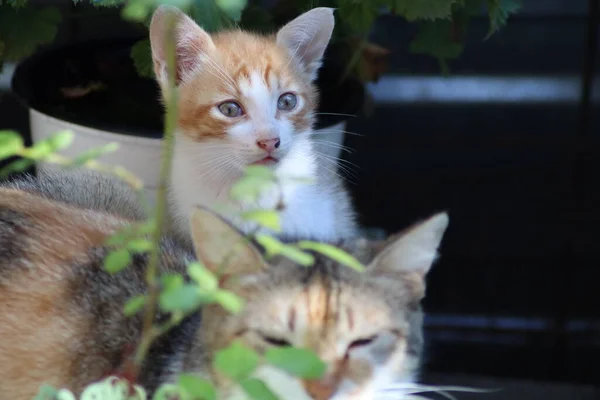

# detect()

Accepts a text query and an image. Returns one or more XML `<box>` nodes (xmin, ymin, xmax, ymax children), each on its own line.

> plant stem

<box><xmin>133</xmin><ymin>13</ymin><xmax>179</xmax><ymax>371</ymax></box>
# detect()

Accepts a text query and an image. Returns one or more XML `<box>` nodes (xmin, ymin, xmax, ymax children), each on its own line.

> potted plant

<box><xmin>3</xmin><ymin>0</ymin><xmax>521</xmax><ymax>201</ymax></box>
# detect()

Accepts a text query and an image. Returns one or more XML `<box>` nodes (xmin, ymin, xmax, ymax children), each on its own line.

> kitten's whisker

<box><xmin>315</xmin><ymin>112</ymin><xmax>357</xmax><ymax>118</ymax></box>
<box><xmin>314</xmin><ymin>140</ymin><xmax>355</xmax><ymax>154</ymax></box>
<box><xmin>316</xmin><ymin>155</ymin><xmax>357</xmax><ymax>184</ymax></box>
<box><xmin>310</xmin><ymin>129</ymin><xmax>365</xmax><ymax>137</ymax></box>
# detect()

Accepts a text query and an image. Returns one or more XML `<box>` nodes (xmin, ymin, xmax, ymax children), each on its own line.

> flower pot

<box><xmin>12</xmin><ymin>38</ymin><xmax>365</xmax><ymax>205</ymax></box>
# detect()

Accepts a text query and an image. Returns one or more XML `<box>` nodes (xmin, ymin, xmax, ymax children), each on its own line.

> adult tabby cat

<box><xmin>0</xmin><ymin>170</ymin><xmax>448</xmax><ymax>400</ymax></box>
<box><xmin>149</xmin><ymin>6</ymin><xmax>358</xmax><ymax>244</ymax></box>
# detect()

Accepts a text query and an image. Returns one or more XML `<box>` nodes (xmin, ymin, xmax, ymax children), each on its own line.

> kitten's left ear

<box><xmin>190</xmin><ymin>206</ymin><xmax>267</xmax><ymax>276</ymax></box>
<box><xmin>368</xmin><ymin>212</ymin><xmax>449</xmax><ymax>278</ymax></box>
<box><xmin>276</xmin><ymin>7</ymin><xmax>335</xmax><ymax>80</ymax></box>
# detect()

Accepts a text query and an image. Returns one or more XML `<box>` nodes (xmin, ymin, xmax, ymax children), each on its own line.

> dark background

<box><xmin>1</xmin><ymin>0</ymin><xmax>599</xmax><ymax>396</ymax></box>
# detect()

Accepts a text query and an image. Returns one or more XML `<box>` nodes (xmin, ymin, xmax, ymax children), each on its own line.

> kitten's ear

<box><xmin>149</xmin><ymin>5</ymin><xmax>215</xmax><ymax>86</ymax></box>
<box><xmin>190</xmin><ymin>206</ymin><xmax>267</xmax><ymax>276</ymax></box>
<box><xmin>368</xmin><ymin>212</ymin><xmax>449</xmax><ymax>278</ymax></box>
<box><xmin>276</xmin><ymin>7</ymin><xmax>335</xmax><ymax>80</ymax></box>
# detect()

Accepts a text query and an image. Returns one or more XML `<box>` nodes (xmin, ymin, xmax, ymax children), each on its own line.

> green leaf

<box><xmin>297</xmin><ymin>241</ymin><xmax>365</xmax><ymax>272</ymax></box>
<box><xmin>254</xmin><ymin>234</ymin><xmax>315</xmax><ymax>266</ymax></box>
<box><xmin>190</xmin><ymin>0</ymin><xmax>226</xmax><ymax>32</ymax></box>
<box><xmin>161</xmin><ymin>273</ymin><xmax>185</xmax><ymax>291</ymax></box>
<box><xmin>24</xmin><ymin>131</ymin><xmax>74</xmax><ymax>160</ymax></box>
<box><xmin>152</xmin><ymin>383</ymin><xmax>186</xmax><ymax>400</ymax></box>
<box><xmin>0</xmin><ymin>158</ymin><xmax>34</xmax><ymax>178</ymax></box>
<box><xmin>127</xmin><ymin>239</ymin><xmax>153</xmax><ymax>253</ymax></box>
<box><xmin>178</xmin><ymin>374</ymin><xmax>216</xmax><ymax>400</ymax></box>
<box><xmin>6</xmin><ymin>0</ymin><xmax>29</xmax><ymax>8</ymax></box>
<box><xmin>239</xmin><ymin>4</ymin><xmax>275</xmax><ymax>33</ymax></box>
<box><xmin>214</xmin><ymin>289</ymin><xmax>243</xmax><ymax>314</ymax></box>
<box><xmin>241</xmin><ymin>209</ymin><xmax>281</xmax><ymax>231</ymax></box>
<box><xmin>55</xmin><ymin>389</ymin><xmax>77</xmax><ymax>400</ymax></box>
<box><xmin>265</xmin><ymin>347</ymin><xmax>326</xmax><ymax>379</ymax></box>
<box><xmin>215</xmin><ymin>0</ymin><xmax>247</xmax><ymax>22</ymax></box>
<box><xmin>214</xmin><ymin>341</ymin><xmax>259</xmax><ymax>381</ymax></box>
<box><xmin>123</xmin><ymin>295</ymin><xmax>146</xmax><ymax>317</ymax></box>
<box><xmin>72</xmin><ymin>143</ymin><xmax>119</xmax><ymax>166</ymax></box>
<box><xmin>240</xmin><ymin>378</ymin><xmax>279</xmax><ymax>400</ymax></box>
<box><xmin>0</xmin><ymin>6</ymin><xmax>62</xmax><ymax>62</ymax></box>
<box><xmin>121</xmin><ymin>0</ymin><xmax>151</xmax><ymax>21</ymax></box>
<box><xmin>103</xmin><ymin>249</ymin><xmax>132</xmax><ymax>274</ymax></box>
<box><xmin>188</xmin><ymin>262</ymin><xmax>218</xmax><ymax>291</ymax></box>
<box><xmin>393</xmin><ymin>0</ymin><xmax>457</xmax><ymax>21</ymax></box>
<box><xmin>0</xmin><ymin>130</ymin><xmax>24</xmax><ymax>159</ymax></box>
<box><xmin>244</xmin><ymin>165</ymin><xmax>275</xmax><ymax>179</ymax></box>
<box><xmin>410</xmin><ymin>20</ymin><xmax>464</xmax><ymax>63</ymax></box>
<box><xmin>485</xmin><ymin>0</ymin><xmax>521</xmax><ymax>38</ymax></box>
<box><xmin>230</xmin><ymin>176</ymin><xmax>274</xmax><ymax>202</ymax></box>
<box><xmin>337</xmin><ymin>0</ymin><xmax>378</xmax><ymax>33</ymax></box>
<box><xmin>131</xmin><ymin>39</ymin><xmax>154</xmax><ymax>79</ymax></box>
<box><xmin>33</xmin><ymin>384</ymin><xmax>58</xmax><ymax>400</ymax></box>
<box><xmin>159</xmin><ymin>283</ymin><xmax>202</xmax><ymax>313</ymax></box>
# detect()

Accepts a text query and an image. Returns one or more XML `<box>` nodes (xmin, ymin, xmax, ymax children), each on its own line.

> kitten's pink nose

<box><xmin>256</xmin><ymin>138</ymin><xmax>280</xmax><ymax>152</ymax></box>
<box><xmin>303</xmin><ymin>378</ymin><xmax>339</xmax><ymax>400</ymax></box>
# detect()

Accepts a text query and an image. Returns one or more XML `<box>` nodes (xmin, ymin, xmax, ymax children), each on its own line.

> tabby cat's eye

<box><xmin>277</xmin><ymin>93</ymin><xmax>297</xmax><ymax>111</ymax></box>
<box><xmin>348</xmin><ymin>335</ymin><xmax>378</xmax><ymax>350</ymax></box>
<box><xmin>259</xmin><ymin>334</ymin><xmax>291</xmax><ymax>347</ymax></box>
<box><xmin>218</xmin><ymin>101</ymin><xmax>243</xmax><ymax>118</ymax></box>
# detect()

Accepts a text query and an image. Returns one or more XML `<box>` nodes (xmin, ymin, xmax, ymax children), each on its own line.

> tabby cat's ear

<box><xmin>276</xmin><ymin>7</ymin><xmax>335</xmax><ymax>80</ymax></box>
<box><xmin>190</xmin><ymin>206</ymin><xmax>267</xmax><ymax>276</ymax></box>
<box><xmin>149</xmin><ymin>5</ymin><xmax>215</xmax><ymax>86</ymax></box>
<box><xmin>368</xmin><ymin>212</ymin><xmax>449</xmax><ymax>278</ymax></box>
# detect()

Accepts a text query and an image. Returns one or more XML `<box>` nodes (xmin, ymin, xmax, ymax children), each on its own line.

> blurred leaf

<box><xmin>214</xmin><ymin>289</ymin><xmax>243</xmax><ymax>314</ymax></box>
<box><xmin>410</xmin><ymin>20</ymin><xmax>464</xmax><ymax>63</ymax></box>
<box><xmin>240</xmin><ymin>378</ymin><xmax>278</xmax><ymax>400</ymax></box>
<box><xmin>393</xmin><ymin>0</ymin><xmax>457</xmax><ymax>21</ymax></box>
<box><xmin>245</xmin><ymin>165</ymin><xmax>275</xmax><ymax>179</ymax></box>
<box><xmin>127</xmin><ymin>238</ymin><xmax>153</xmax><ymax>253</ymax></box>
<box><xmin>0</xmin><ymin>158</ymin><xmax>34</xmax><ymax>178</ymax></box>
<box><xmin>254</xmin><ymin>234</ymin><xmax>315</xmax><ymax>266</ymax></box>
<box><xmin>131</xmin><ymin>39</ymin><xmax>154</xmax><ymax>79</ymax></box>
<box><xmin>6</xmin><ymin>0</ymin><xmax>29</xmax><ymax>8</ymax></box>
<box><xmin>159</xmin><ymin>283</ymin><xmax>202</xmax><ymax>313</ymax></box>
<box><xmin>90</xmin><ymin>0</ymin><xmax>126</xmax><ymax>7</ymax></box>
<box><xmin>33</xmin><ymin>384</ymin><xmax>58</xmax><ymax>400</ymax></box>
<box><xmin>214</xmin><ymin>341</ymin><xmax>259</xmax><ymax>381</ymax></box>
<box><xmin>265</xmin><ymin>347</ymin><xmax>326</xmax><ymax>379</ymax></box>
<box><xmin>190</xmin><ymin>0</ymin><xmax>226</xmax><ymax>32</ymax></box>
<box><xmin>55</xmin><ymin>389</ymin><xmax>77</xmax><ymax>400</ymax></box>
<box><xmin>485</xmin><ymin>0</ymin><xmax>521</xmax><ymax>38</ymax></box>
<box><xmin>230</xmin><ymin>176</ymin><xmax>275</xmax><ymax>202</ymax></box>
<box><xmin>0</xmin><ymin>6</ymin><xmax>62</xmax><ymax>62</ymax></box>
<box><xmin>337</xmin><ymin>0</ymin><xmax>378</xmax><ymax>33</ymax></box>
<box><xmin>178</xmin><ymin>374</ymin><xmax>216</xmax><ymax>400</ymax></box>
<box><xmin>297</xmin><ymin>241</ymin><xmax>364</xmax><ymax>272</ymax></box>
<box><xmin>121</xmin><ymin>0</ymin><xmax>151</xmax><ymax>21</ymax></box>
<box><xmin>0</xmin><ymin>130</ymin><xmax>24</xmax><ymax>159</ymax></box>
<box><xmin>161</xmin><ymin>273</ymin><xmax>185</xmax><ymax>291</ymax></box>
<box><xmin>152</xmin><ymin>383</ymin><xmax>186</xmax><ymax>400</ymax></box>
<box><xmin>72</xmin><ymin>143</ymin><xmax>119</xmax><ymax>166</ymax></box>
<box><xmin>188</xmin><ymin>262</ymin><xmax>218</xmax><ymax>291</ymax></box>
<box><xmin>104</xmin><ymin>249</ymin><xmax>132</xmax><ymax>274</ymax></box>
<box><xmin>241</xmin><ymin>209</ymin><xmax>281</xmax><ymax>232</ymax></box>
<box><xmin>123</xmin><ymin>295</ymin><xmax>146</xmax><ymax>316</ymax></box>
<box><xmin>24</xmin><ymin>131</ymin><xmax>74</xmax><ymax>160</ymax></box>
<box><xmin>215</xmin><ymin>0</ymin><xmax>247</xmax><ymax>22</ymax></box>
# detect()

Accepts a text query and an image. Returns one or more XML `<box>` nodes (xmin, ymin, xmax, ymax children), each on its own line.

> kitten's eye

<box><xmin>277</xmin><ymin>93</ymin><xmax>297</xmax><ymax>111</ymax></box>
<box><xmin>218</xmin><ymin>101</ymin><xmax>243</xmax><ymax>118</ymax></box>
<box><xmin>259</xmin><ymin>334</ymin><xmax>291</xmax><ymax>347</ymax></box>
<box><xmin>348</xmin><ymin>335</ymin><xmax>378</xmax><ymax>350</ymax></box>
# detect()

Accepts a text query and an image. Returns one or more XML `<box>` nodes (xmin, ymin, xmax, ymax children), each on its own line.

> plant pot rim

<box><xmin>12</xmin><ymin>37</ymin><xmax>365</xmax><ymax>137</ymax></box>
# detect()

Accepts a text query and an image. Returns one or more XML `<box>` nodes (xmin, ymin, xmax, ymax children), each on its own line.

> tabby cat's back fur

<box><xmin>0</xmin><ymin>171</ymin><xmax>448</xmax><ymax>400</ymax></box>
<box><xmin>149</xmin><ymin>6</ymin><xmax>357</xmax><ymax>244</ymax></box>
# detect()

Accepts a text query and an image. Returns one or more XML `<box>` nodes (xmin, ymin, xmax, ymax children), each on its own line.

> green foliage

<box><xmin>255</xmin><ymin>234</ymin><xmax>315</xmax><ymax>266</ymax></box>
<box><xmin>159</xmin><ymin>283</ymin><xmax>202</xmax><ymax>313</ymax></box>
<box><xmin>241</xmin><ymin>209</ymin><xmax>282</xmax><ymax>231</ymax></box>
<box><xmin>485</xmin><ymin>0</ymin><xmax>521</xmax><ymax>38</ymax></box>
<box><xmin>265</xmin><ymin>347</ymin><xmax>326</xmax><ymax>379</ymax></box>
<box><xmin>124</xmin><ymin>295</ymin><xmax>147</xmax><ymax>316</ymax></box>
<box><xmin>130</xmin><ymin>39</ymin><xmax>154</xmax><ymax>79</ymax></box>
<box><xmin>214</xmin><ymin>341</ymin><xmax>259</xmax><ymax>381</ymax></box>
<box><xmin>0</xmin><ymin>6</ymin><xmax>61</xmax><ymax>61</ymax></box>
<box><xmin>178</xmin><ymin>374</ymin><xmax>216</xmax><ymax>400</ymax></box>
<box><xmin>188</xmin><ymin>262</ymin><xmax>218</xmax><ymax>291</ymax></box>
<box><xmin>239</xmin><ymin>378</ymin><xmax>279</xmax><ymax>400</ymax></box>
<box><xmin>393</xmin><ymin>0</ymin><xmax>457</xmax><ymax>21</ymax></box>
<box><xmin>297</xmin><ymin>241</ymin><xmax>365</xmax><ymax>272</ymax></box>
<box><xmin>0</xmin><ymin>130</ymin><xmax>24</xmax><ymax>159</ymax></box>
<box><xmin>104</xmin><ymin>248</ymin><xmax>132</xmax><ymax>274</ymax></box>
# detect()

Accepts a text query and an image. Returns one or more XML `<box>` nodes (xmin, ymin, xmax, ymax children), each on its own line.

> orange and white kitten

<box><xmin>149</xmin><ymin>6</ymin><xmax>357</xmax><ymax>244</ymax></box>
